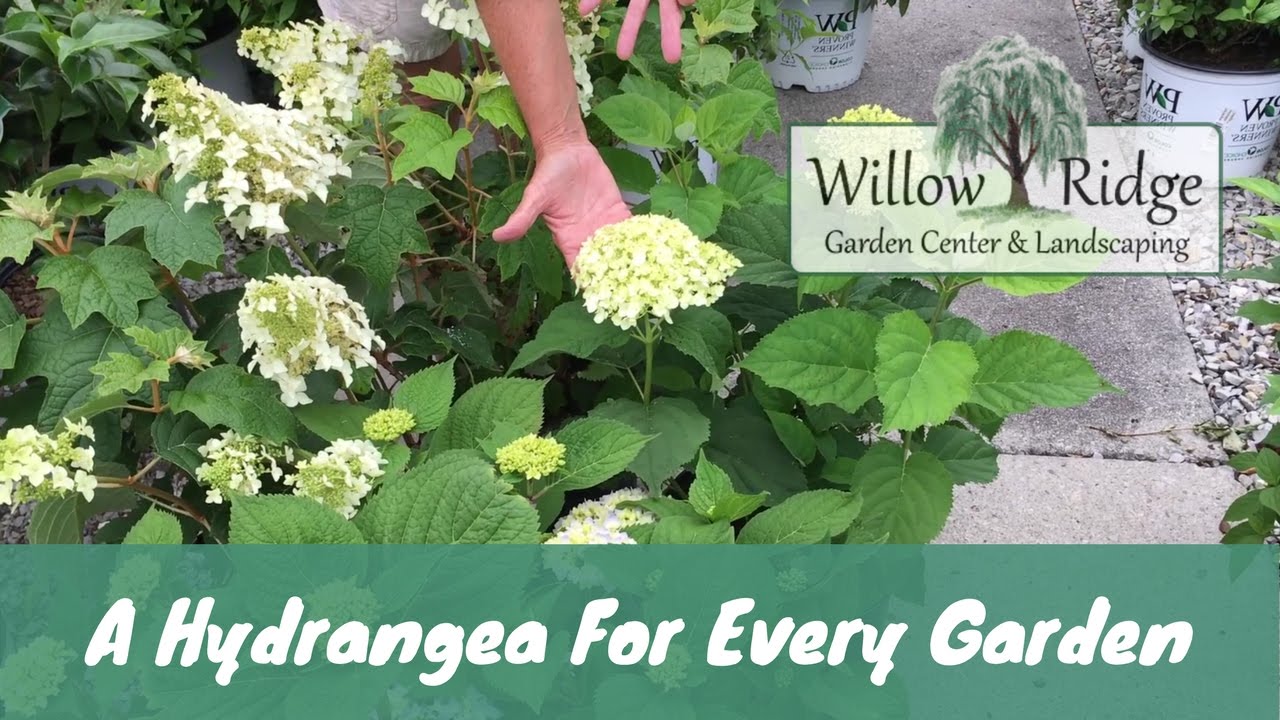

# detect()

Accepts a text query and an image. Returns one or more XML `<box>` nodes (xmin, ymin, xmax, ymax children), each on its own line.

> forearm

<box><xmin>474</xmin><ymin>0</ymin><xmax>586</xmax><ymax>154</ymax></box>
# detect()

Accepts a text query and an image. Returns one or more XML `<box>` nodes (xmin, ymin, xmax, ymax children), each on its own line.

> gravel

<box><xmin>1075</xmin><ymin>0</ymin><xmax>1280</xmax><ymax>485</ymax></box>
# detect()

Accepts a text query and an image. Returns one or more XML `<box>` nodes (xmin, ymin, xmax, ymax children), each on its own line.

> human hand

<box><xmin>579</xmin><ymin>0</ymin><xmax>697</xmax><ymax>64</ymax></box>
<box><xmin>492</xmin><ymin>142</ymin><xmax>631</xmax><ymax>268</ymax></box>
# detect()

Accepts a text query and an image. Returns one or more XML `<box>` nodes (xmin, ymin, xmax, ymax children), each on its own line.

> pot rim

<box><xmin>1139</xmin><ymin>33</ymin><xmax>1280</xmax><ymax>77</ymax></box>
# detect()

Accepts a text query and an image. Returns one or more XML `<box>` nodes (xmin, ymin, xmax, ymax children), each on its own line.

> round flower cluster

<box><xmin>363</xmin><ymin>408</ymin><xmax>416</xmax><ymax>442</ymax></box>
<box><xmin>544</xmin><ymin>519</ymin><xmax>636</xmax><ymax>545</ymax></box>
<box><xmin>545</xmin><ymin>488</ymin><xmax>655</xmax><ymax>545</ymax></box>
<box><xmin>238</xmin><ymin>20</ymin><xmax>403</xmax><ymax>123</ymax></box>
<box><xmin>194</xmin><ymin>431</ymin><xmax>290</xmax><ymax>504</ymax></box>
<box><xmin>142</xmin><ymin>74</ymin><xmax>350</xmax><ymax>237</ymax></box>
<box><xmin>238</xmin><ymin>275</ymin><xmax>383</xmax><ymax>407</ymax></box>
<box><xmin>422</xmin><ymin>0</ymin><xmax>490</xmax><ymax>44</ymax></box>
<box><xmin>573</xmin><ymin>215</ymin><xmax>742</xmax><ymax>330</ymax></box>
<box><xmin>0</xmin><ymin>419</ymin><xmax>96</xmax><ymax>507</ymax></box>
<box><xmin>816</xmin><ymin>104</ymin><xmax>927</xmax><ymax>217</ymax></box>
<box><xmin>495</xmin><ymin>435</ymin><xmax>566</xmax><ymax>480</ymax></box>
<box><xmin>0</xmin><ymin>637</ymin><xmax>73</xmax><ymax>718</ymax></box>
<box><xmin>286</xmin><ymin>439</ymin><xmax>386</xmax><ymax>518</ymax></box>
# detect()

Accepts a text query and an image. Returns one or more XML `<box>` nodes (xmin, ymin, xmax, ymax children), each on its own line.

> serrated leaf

<box><xmin>36</xmin><ymin>245</ymin><xmax>158</xmax><ymax>329</ymax></box>
<box><xmin>695</xmin><ymin>90</ymin><xmax>769</xmax><ymax>159</ymax></box>
<box><xmin>983</xmin><ymin>275</ymin><xmax>1085</xmax><ymax>296</ymax></box>
<box><xmin>0</xmin><ymin>291</ymin><xmax>25</xmax><ymax>371</ymax></box>
<box><xmin>920</xmin><ymin>425</ymin><xmax>998</xmax><ymax>485</ymax></box>
<box><xmin>649</xmin><ymin>182</ymin><xmax>723</xmax><ymax>239</ymax></box>
<box><xmin>552</xmin><ymin>418</ymin><xmax>651</xmax><ymax>492</ymax></box>
<box><xmin>230</xmin><ymin>495</ymin><xmax>366</xmax><ymax>544</ymax></box>
<box><xmin>511</xmin><ymin>300</ymin><xmax>630</xmax><ymax>372</ymax></box>
<box><xmin>168</xmin><ymin>365</ymin><xmax>297</xmax><ymax>443</ymax></box>
<box><xmin>125</xmin><ymin>326</ymin><xmax>214</xmax><ymax>367</ymax></box>
<box><xmin>766</xmin><ymin>411</ymin><xmax>817</xmax><ymax>465</ymax></box>
<box><xmin>742</xmin><ymin>308</ymin><xmax>881</xmax><ymax>414</ymax></box>
<box><xmin>327</xmin><ymin>183</ymin><xmax>431</xmax><ymax>287</ymax></box>
<box><xmin>593</xmin><ymin>93</ymin><xmax>674</xmax><ymax>148</ymax></box>
<box><xmin>714</xmin><ymin>204</ymin><xmax>796</xmax><ymax>288</ymax></box>
<box><xmin>738</xmin><ymin>489</ymin><xmax>861</xmax><ymax>544</ymax></box>
<box><xmin>409</xmin><ymin>71</ymin><xmax>465</xmax><ymax>107</ymax></box>
<box><xmin>591</xmin><ymin>397</ymin><xmax>709</xmax><ymax>491</ymax></box>
<box><xmin>236</xmin><ymin>245</ymin><xmax>296</xmax><ymax>280</ymax></box>
<box><xmin>649</xmin><ymin>516</ymin><xmax>735</xmax><ymax>544</ymax></box>
<box><xmin>89</xmin><ymin>352</ymin><xmax>170</xmax><ymax>397</ymax></box>
<box><xmin>355</xmin><ymin>455</ymin><xmax>539</xmax><ymax>543</ymax></box>
<box><xmin>662</xmin><ymin>306</ymin><xmax>733</xmax><ymax>379</ymax></box>
<box><xmin>391</xmin><ymin>110</ymin><xmax>474</xmax><ymax>180</ymax></box>
<box><xmin>681</xmin><ymin>43</ymin><xmax>733</xmax><ymax>86</ymax></box>
<box><xmin>151</xmin><ymin>412</ymin><xmax>215</xmax><ymax>478</ymax></box>
<box><xmin>598</xmin><ymin>147</ymin><xmax>659</xmax><ymax>194</ymax></box>
<box><xmin>103</xmin><ymin>179</ymin><xmax>224</xmax><ymax>273</ymax></box>
<box><xmin>394</xmin><ymin>357</ymin><xmax>457</xmax><ymax>432</ymax></box>
<box><xmin>693</xmin><ymin>0</ymin><xmax>757</xmax><ymax>39</ymax></box>
<box><xmin>295</xmin><ymin>403</ymin><xmax>376</xmax><ymax>442</ymax></box>
<box><xmin>0</xmin><ymin>216</ymin><xmax>38</xmax><ymax>263</ymax></box>
<box><xmin>875</xmin><ymin>311</ymin><xmax>977</xmax><ymax>431</ymax></box>
<box><xmin>705</xmin><ymin>402</ymin><xmax>809</xmax><ymax>503</ymax></box>
<box><xmin>428</xmin><ymin>378</ymin><xmax>544</xmax><ymax>455</ymax></box>
<box><xmin>475</xmin><ymin>85</ymin><xmax>527</xmax><ymax>138</ymax></box>
<box><xmin>688</xmin><ymin>451</ymin><xmax>767</xmax><ymax>522</ymax></box>
<box><xmin>853</xmin><ymin>442</ymin><xmax>953</xmax><ymax>544</ymax></box>
<box><xmin>717</xmin><ymin>156</ymin><xmax>786</xmax><ymax>206</ymax></box>
<box><xmin>123</xmin><ymin>507</ymin><xmax>183</xmax><ymax>544</ymax></box>
<box><xmin>970</xmin><ymin>330</ymin><xmax>1113</xmax><ymax>414</ymax></box>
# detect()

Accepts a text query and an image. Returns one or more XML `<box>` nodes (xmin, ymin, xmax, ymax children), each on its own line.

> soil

<box><xmin>1146</xmin><ymin>34</ymin><xmax>1280</xmax><ymax>73</ymax></box>
<box><xmin>2</xmin><ymin>268</ymin><xmax>42</xmax><ymax>320</ymax></box>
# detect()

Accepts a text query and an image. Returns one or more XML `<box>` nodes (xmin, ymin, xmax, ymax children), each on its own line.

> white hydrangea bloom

<box><xmin>573</xmin><ymin>214</ymin><xmax>743</xmax><ymax>330</ymax></box>
<box><xmin>0</xmin><ymin>419</ymin><xmax>97</xmax><ymax>506</ymax></box>
<box><xmin>553</xmin><ymin>487</ymin><xmax>655</xmax><ymax>535</ymax></box>
<box><xmin>286</xmin><ymin>439</ymin><xmax>386</xmax><ymax>518</ymax></box>
<box><xmin>194</xmin><ymin>431</ymin><xmax>291</xmax><ymax>504</ymax></box>
<box><xmin>142</xmin><ymin>74</ymin><xmax>351</xmax><ymax>237</ymax></box>
<box><xmin>237</xmin><ymin>275</ymin><xmax>384</xmax><ymax>407</ymax></box>
<box><xmin>544</xmin><ymin>517</ymin><xmax>637</xmax><ymax>545</ymax></box>
<box><xmin>239</xmin><ymin>20</ymin><xmax>403</xmax><ymax>123</ymax></box>
<box><xmin>422</xmin><ymin>0</ymin><xmax>490</xmax><ymax>45</ymax></box>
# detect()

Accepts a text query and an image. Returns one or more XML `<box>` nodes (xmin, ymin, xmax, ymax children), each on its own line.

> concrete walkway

<box><xmin>749</xmin><ymin>0</ymin><xmax>1238</xmax><ymax>542</ymax></box>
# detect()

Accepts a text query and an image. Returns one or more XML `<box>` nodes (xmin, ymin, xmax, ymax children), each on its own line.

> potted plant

<box><xmin>1121</xmin><ymin>0</ymin><xmax>1280</xmax><ymax>178</ymax></box>
<box><xmin>764</xmin><ymin>0</ymin><xmax>910</xmax><ymax>92</ymax></box>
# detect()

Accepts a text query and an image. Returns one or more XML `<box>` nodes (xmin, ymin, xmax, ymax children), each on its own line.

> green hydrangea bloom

<box><xmin>495</xmin><ymin>435</ymin><xmax>566</xmax><ymax>480</ymax></box>
<box><xmin>0</xmin><ymin>637</ymin><xmax>73</xmax><ymax>717</ymax></box>
<box><xmin>363</xmin><ymin>408</ymin><xmax>416</xmax><ymax>442</ymax></box>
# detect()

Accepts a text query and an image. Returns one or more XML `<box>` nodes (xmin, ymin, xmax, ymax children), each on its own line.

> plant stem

<box><xmin>150</xmin><ymin>379</ymin><xmax>163</xmax><ymax>412</ymax></box>
<box><xmin>373</xmin><ymin>110</ymin><xmax>395</xmax><ymax>186</ymax></box>
<box><xmin>285</xmin><ymin>233</ymin><xmax>321</xmax><ymax>275</ymax></box>
<box><xmin>99</xmin><ymin>459</ymin><xmax>212</xmax><ymax>532</ymax></box>
<box><xmin>639</xmin><ymin>320</ymin><xmax>661</xmax><ymax>407</ymax></box>
<box><xmin>161</xmin><ymin>267</ymin><xmax>204</xmax><ymax>325</ymax></box>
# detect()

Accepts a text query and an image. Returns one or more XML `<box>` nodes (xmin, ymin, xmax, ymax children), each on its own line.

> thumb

<box><xmin>493</xmin><ymin>187</ymin><xmax>546</xmax><ymax>243</ymax></box>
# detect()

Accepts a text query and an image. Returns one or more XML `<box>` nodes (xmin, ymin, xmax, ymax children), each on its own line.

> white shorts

<box><xmin>319</xmin><ymin>0</ymin><xmax>454</xmax><ymax>62</ymax></box>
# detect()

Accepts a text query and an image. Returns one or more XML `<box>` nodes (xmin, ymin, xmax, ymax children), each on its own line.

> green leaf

<box><xmin>591</xmin><ymin>397</ymin><xmax>709</xmax><ymax>490</ymax></box>
<box><xmin>355</xmin><ymin>456</ymin><xmax>540</xmax><ymax>543</ymax></box>
<box><xmin>695</xmin><ymin>90</ymin><xmax>770</xmax><ymax>158</ymax></box>
<box><xmin>122</xmin><ymin>508</ymin><xmax>183</xmax><ymax>544</ymax></box>
<box><xmin>717</xmin><ymin>156</ymin><xmax>786</xmax><ymax>206</ymax></box>
<box><xmin>327</xmin><ymin>183</ymin><xmax>431</xmax><ymax>288</ymax></box>
<box><xmin>89</xmin><ymin>352</ymin><xmax>169</xmax><ymax>397</ymax></box>
<box><xmin>713</xmin><ymin>205</ymin><xmax>795</xmax><ymax>288</ymax></box>
<box><xmin>649</xmin><ymin>516</ymin><xmax>735</xmax><ymax>544</ymax></box>
<box><xmin>168</xmin><ymin>365</ymin><xmax>297</xmax><ymax>443</ymax></box>
<box><xmin>1240</xmin><ymin>299</ymin><xmax>1280</xmax><ymax>326</ymax></box>
<box><xmin>393</xmin><ymin>357</ymin><xmax>457</xmax><ymax>432</ymax></box>
<box><xmin>688</xmin><ymin>451</ymin><xmax>767</xmax><ymax>522</ymax></box>
<box><xmin>920</xmin><ymin>425</ymin><xmax>999</xmax><ymax>485</ymax></box>
<box><xmin>593</xmin><ymin>93</ymin><xmax>674</xmax><ymax>148</ymax></box>
<box><xmin>510</xmin><ymin>300</ymin><xmax>630</xmax><ymax>372</ymax></box>
<box><xmin>649</xmin><ymin>182</ymin><xmax>724</xmax><ymax>239</ymax></box>
<box><xmin>124</xmin><ymin>326</ymin><xmax>214</xmax><ymax>366</ymax></box>
<box><xmin>706</xmin><ymin>401</ymin><xmax>809</xmax><ymax>502</ymax></box>
<box><xmin>742</xmin><ymin>308</ymin><xmax>881</xmax><ymax>414</ymax></box>
<box><xmin>56</xmin><ymin>16</ymin><xmax>170</xmax><ymax>62</ymax></box>
<box><xmin>598</xmin><ymin>146</ymin><xmax>659</xmax><ymax>194</ymax></box>
<box><xmin>475</xmin><ymin>85</ymin><xmax>527</xmax><ymax>138</ymax></box>
<box><xmin>0</xmin><ymin>291</ymin><xmax>25</xmax><ymax>371</ymax></box>
<box><xmin>552</xmin><ymin>418</ymin><xmax>651</xmax><ymax>492</ymax></box>
<box><xmin>429</xmin><ymin>378</ymin><xmax>544</xmax><ymax>455</ymax></box>
<box><xmin>28</xmin><ymin>488</ymin><xmax>137</xmax><ymax>545</ymax></box>
<box><xmin>1231</xmin><ymin>177</ymin><xmax>1280</xmax><ymax>204</ymax></box>
<box><xmin>970</xmin><ymin>331</ymin><xmax>1113</xmax><ymax>414</ymax></box>
<box><xmin>151</xmin><ymin>412</ymin><xmax>215</xmax><ymax>478</ymax></box>
<box><xmin>1223</xmin><ymin>489</ymin><xmax>1263</xmax><ymax>522</ymax></box>
<box><xmin>983</xmin><ymin>275</ymin><xmax>1085</xmax><ymax>296</ymax></box>
<box><xmin>295</xmin><ymin>403</ymin><xmax>376</xmax><ymax>442</ymax></box>
<box><xmin>681</xmin><ymin>43</ymin><xmax>733</xmax><ymax>86</ymax></box>
<box><xmin>693</xmin><ymin>0</ymin><xmax>757</xmax><ymax>39</ymax></box>
<box><xmin>664</xmin><ymin>307</ymin><xmax>732</xmax><ymax>379</ymax></box>
<box><xmin>36</xmin><ymin>245</ymin><xmax>159</xmax><ymax>329</ymax></box>
<box><xmin>737</xmin><ymin>489</ymin><xmax>861</xmax><ymax>544</ymax></box>
<box><xmin>875</xmin><ymin>311</ymin><xmax>977</xmax><ymax>431</ymax></box>
<box><xmin>391</xmin><ymin>110</ymin><xmax>474</xmax><ymax>180</ymax></box>
<box><xmin>766</xmin><ymin>411</ymin><xmax>817</xmax><ymax>465</ymax></box>
<box><xmin>409</xmin><ymin>71</ymin><xmax>465</xmax><ymax>107</ymax></box>
<box><xmin>104</xmin><ymin>179</ymin><xmax>224</xmax><ymax>273</ymax></box>
<box><xmin>236</xmin><ymin>245</ymin><xmax>296</xmax><ymax>280</ymax></box>
<box><xmin>230</xmin><ymin>495</ymin><xmax>366</xmax><ymax>544</ymax></box>
<box><xmin>1257</xmin><ymin>449</ymin><xmax>1280</xmax><ymax>486</ymax></box>
<box><xmin>0</xmin><ymin>216</ymin><xmax>38</xmax><ymax>263</ymax></box>
<box><xmin>853</xmin><ymin>442</ymin><xmax>953</xmax><ymax>544</ymax></box>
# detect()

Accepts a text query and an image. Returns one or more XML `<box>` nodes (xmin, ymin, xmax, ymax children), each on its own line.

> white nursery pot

<box><xmin>619</xmin><ymin>141</ymin><xmax>719</xmax><ymax>206</ymax></box>
<box><xmin>1137</xmin><ymin>38</ymin><xmax>1280</xmax><ymax>179</ymax></box>
<box><xmin>765</xmin><ymin>0</ymin><xmax>876</xmax><ymax>93</ymax></box>
<box><xmin>195</xmin><ymin>29</ymin><xmax>255</xmax><ymax>103</ymax></box>
<box><xmin>1121</xmin><ymin>9</ymin><xmax>1143</xmax><ymax>60</ymax></box>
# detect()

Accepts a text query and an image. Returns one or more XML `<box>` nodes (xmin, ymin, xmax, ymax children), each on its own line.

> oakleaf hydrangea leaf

<box><xmin>36</xmin><ymin>245</ymin><xmax>159</xmax><ymax>329</ymax></box>
<box><xmin>327</xmin><ymin>183</ymin><xmax>431</xmax><ymax>288</ymax></box>
<box><xmin>89</xmin><ymin>352</ymin><xmax>170</xmax><ymax>397</ymax></box>
<box><xmin>0</xmin><ymin>216</ymin><xmax>39</xmax><ymax>263</ymax></box>
<box><xmin>391</xmin><ymin>110</ymin><xmax>474</xmax><ymax>181</ymax></box>
<box><xmin>874</xmin><ymin>311</ymin><xmax>977</xmax><ymax>431</ymax></box>
<box><xmin>0</xmin><ymin>292</ymin><xmax>24</xmax><ymax>371</ymax></box>
<box><xmin>104</xmin><ymin>178</ymin><xmax>224</xmax><ymax>273</ymax></box>
<box><xmin>124</xmin><ymin>325</ymin><xmax>215</xmax><ymax>367</ymax></box>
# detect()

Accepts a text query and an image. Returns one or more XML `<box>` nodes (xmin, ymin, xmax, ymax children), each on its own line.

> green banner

<box><xmin>0</xmin><ymin>546</ymin><xmax>1274</xmax><ymax>718</ymax></box>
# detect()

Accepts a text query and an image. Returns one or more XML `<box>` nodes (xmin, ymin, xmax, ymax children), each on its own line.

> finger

<box><xmin>677</xmin><ymin>0</ymin><xmax>696</xmax><ymax>5</ymax></box>
<box><xmin>578</xmin><ymin>0</ymin><xmax>601</xmax><ymax>16</ymax></box>
<box><xmin>616</xmin><ymin>0</ymin><xmax>648</xmax><ymax>60</ymax></box>
<box><xmin>659</xmin><ymin>0</ymin><xmax>685</xmax><ymax>63</ymax></box>
<box><xmin>493</xmin><ymin>188</ymin><xmax>546</xmax><ymax>244</ymax></box>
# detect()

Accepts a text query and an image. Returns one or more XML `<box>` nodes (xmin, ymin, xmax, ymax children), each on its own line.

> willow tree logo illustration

<box><xmin>933</xmin><ymin>35</ymin><xmax>1088</xmax><ymax>209</ymax></box>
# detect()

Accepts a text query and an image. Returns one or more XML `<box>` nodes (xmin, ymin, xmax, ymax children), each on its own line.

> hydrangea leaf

<box><xmin>294</xmin><ymin>403</ymin><xmax>377</xmax><ymax>443</ymax></box>
<box><xmin>409</xmin><ymin>71</ymin><xmax>465</xmax><ymax>107</ymax></box>
<box><xmin>327</xmin><ymin>183</ymin><xmax>432</xmax><ymax>288</ymax></box>
<box><xmin>168</xmin><ymin>365</ymin><xmax>297</xmax><ymax>443</ymax></box>
<box><xmin>1240</xmin><ymin>299</ymin><xmax>1280</xmax><ymax>326</ymax></box>
<box><xmin>920</xmin><ymin>425</ymin><xmax>999</xmax><ymax>485</ymax></box>
<box><xmin>475</xmin><ymin>85</ymin><xmax>527</xmax><ymax>138</ymax></box>
<box><xmin>598</xmin><ymin>147</ymin><xmax>658</xmax><ymax>194</ymax></box>
<box><xmin>692</xmin><ymin>0</ymin><xmax>757</xmax><ymax>39</ymax></box>
<box><xmin>681</xmin><ymin>43</ymin><xmax>733</xmax><ymax>86</ymax></box>
<box><xmin>235</xmin><ymin>245</ymin><xmax>296</xmax><ymax>280</ymax></box>
<box><xmin>122</xmin><ymin>508</ymin><xmax>183</xmax><ymax>544</ymax></box>
<box><xmin>766</xmin><ymin>410</ymin><xmax>818</xmax><ymax>465</ymax></box>
<box><xmin>551</xmin><ymin>417</ymin><xmax>651</xmax><ymax>492</ymax></box>
<box><xmin>510</xmin><ymin>300</ymin><xmax>630</xmax><ymax>372</ymax></box>
<box><xmin>591</xmin><ymin>397</ymin><xmax>709</xmax><ymax>492</ymax></box>
<box><xmin>649</xmin><ymin>182</ymin><xmax>723</xmax><ymax>239</ymax></box>
<box><xmin>9</xmin><ymin>298</ymin><xmax>183</xmax><ymax>430</ymax></box>
<box><xmin>874</xmin><ymin>311</ymin><xmax>977</xmax><ymax>431</ymax></box>
<box><xmin>982</xmin><ymin>275</ymin><xmax>1085</xmax><ymax>296</ymax></box>
<box><xmin>737</xmin><ymin>489</ymin><xmax>861</xmax><ymax>544</ymax></box>
<box><xmin>89</xmin><ymin>352</ymin><xmax>170</xmax><ymax>397</ymax></box>
<box><xmin>103</xmin><ymin>179</ymin><xmax>224</xmax><ymax>273</ymax></box>
<box><xmin>151</xmin><ymin>412</ymin><xmax>215</xmax><ymax>478</ymax></box>
<box><xmin>852</xmin><ymin>441</ymin><xmax>953</xmax><ymax>544</ymax></box>
<box><xmin>695</xmin><ymin>89</ymin><xmax>770</xmax><ymax>159</ymax></box>
<box><xmin>649</xmin><ymin>516</ymin><xmax>735</xmax><ymax>544</ymax></box>
<box><xmin>664</xmin><ymin>307</ymin><xmax>733</xmax><ymax>379</ymax></box>
<box><xmin>717</xmin><ymin>156</ymin><xmax>786</xmax><ymax>207</ymax></box>
<box><xmin>594</xmin><ymin>94</ymin><xmax>675</xmax><ymax>149</ymax></box>
<box><xmin>230</xmin><ymin>495</ymin><xmax>366</xmax><ymax>544</ymax></box>
<box><xmin>0</xmin><ymin>216</ymin><xmax>38</xmax><ymax>263</ymax></box>
<box><xmin>688</xmin><ymin>451</ymin><xmax>767</xmax><ymax>523</ymax></box>
<box><xmin>194</xmin><ymin>289</ymin><xmax>245</xmax><ymax>363</ymax></box>
<box><xmin>727</xmin><ymin>60</ymin><xmax>782</xmax><ymax>138</ymax></box>
<box><xmin>427</xmin><ymin>378</ymin><xmax>545</xmax><ymax>456</ymax></box>
<box><xmin>713</xmin><ymin>204</ymin><xmax>796</xmax><ymax>288</ymax></box>
<box><xmin>0</xmin><ymin>291</ymin><xmax>24</xmax><ymax>371</ymax></box>
<box><xmin>124</xmin><ymin>326</ymin><xmax>214</xmax><ymax>367</ymax></box>
<box><xmin>705</xmin><ymin>401</ymin><xmax>808</xmax><ymax>503</ymax></box>
<box><xmin>35</xmin><ymin>245</ymin><xmax>159</xmax><ymax>329</ymax></box>
<box><xmin>393</xmin><ymin>357</ymin><xmax>457</xmax><ymax>432</ymax></box>
<box><xmin>28</xmin><ymin>488</ymin><xmax>137</xmax><ymax>545</ymax></box>
<box><xmin>741</xmin><ymin>308</ymin><xmax>881</xmax><ymax>415</ymax></box>
<box><xmin>390</xmin><ymin>110</ymin><xmax>474</xmax><ymax>181</ymax></box>
<box><xmin>355</xmin><ymin>455</ymin><xmax>540</xmax><ymax>544</ymax></box>
<box><xmin>969</xmin><ymin>330</ymin><xmax>1115</xmax><ymax>415</ymax></box>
